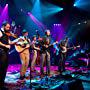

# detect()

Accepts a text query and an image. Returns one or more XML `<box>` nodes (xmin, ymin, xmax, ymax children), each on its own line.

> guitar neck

<box><xmin>67</xmin><ymin>45</ymin><xmax>80</xmax><ymax>49</ymax></box>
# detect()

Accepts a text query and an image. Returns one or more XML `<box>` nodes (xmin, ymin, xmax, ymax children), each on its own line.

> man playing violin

<box><xmin>0</xmin><ymin>21</ymin><xmax>19</xmax><ymax>89</ymax></box>
<box><xmin>0</xmin><ymin>21</ymin><xmax>11</xmax><ymax>89</ymax></box>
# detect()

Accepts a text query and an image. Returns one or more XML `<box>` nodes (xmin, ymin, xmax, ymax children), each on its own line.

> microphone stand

<box><xmin>29</xmin><ymin>49</ymin><xmax>33</xmax><ymax>89</ymax></box>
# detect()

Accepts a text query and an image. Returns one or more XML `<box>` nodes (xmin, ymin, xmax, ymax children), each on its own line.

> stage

<box><xmin>4</xmin><ymin>64</ymin><xmax>90</xmax><ymax>90</ymax></box>
<box><xmin>0</xmin><ymin>0</ymin><xmax>90</xmax><ymax>90</ymax></box>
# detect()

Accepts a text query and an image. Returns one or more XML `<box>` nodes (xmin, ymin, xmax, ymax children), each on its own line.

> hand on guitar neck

<box><xmin>44</xmin><ymin>41</ymin><xmax>58</xmax><ymax>48</ymax></box>
<box><xmin>61</xmin><ymin>45</ymin><xmax>80</xmax><ymax>53</ymax></box>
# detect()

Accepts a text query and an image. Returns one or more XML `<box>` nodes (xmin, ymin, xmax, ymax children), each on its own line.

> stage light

<box><xmin>58</xmin><ymin>24</ymin><xmax>61</xmax><ymax>26</ymax></box>
<box><xmin>31</xmin><ymin>0</ymin><xmax>42</xmax><ymax>21</ymax></box>
<box><xmin>73</xmin><ymin>0</ymin><xmax>81</xmax><ymax>7</ymax></box>
<box><xmin>46</xmin><ymin>6</ymin><xmax>63</xmax><ymax>16</ymax></box>
<box><xmin>54</xmin><ymin>24</ymin><xmax>61</xmax><ymax>26</ymax></box>
<box><xmin>0</xmin><ymin>3</ymin><xmax>9</xmax><ymax>27</ymax></box>
<box><xmin>74</xmin><ymin>4</ymin><xmax>76</xmax><ymax>7</ymax></box>
<box><xmin>60</xmin><ymin>8</ymin><xmax>63</xmax><ymax>11</ymax></box>
<box><xmin>78</xmin><ymin>23</ymin><xmax>81</xmax><ymax>25</ymax></box>
<box><xmin>27</xmin><ymin>12</ymin><xmax>31</xmax><ymax>15</ymax></box>
<box><xmin>28</xmin><ymin>12</ymin><xmax>45</xmax><ymax>29</ymax></box>
<box><xmin>41</xmin><ymin>2</ymin><xmax>63</xmax><ymax>17</ymax></box>
<box><xmin>6</xmin><ymin>4</ymin><xmax>8</xmax><ymax>7</ymax></box>
<box><xmin>74</xmin><ymin>0</ymin><xmax>90</xmax><ymax>11</ymax></box>
<box><xmin>83</xmin><ymin>21</ymin><xmax>87</xmax><ymax>24</ymax></box>
<box><xmin>52</xmin><ymin>23</ymin><xmax>64</xmax><ymax>41</ymax></box>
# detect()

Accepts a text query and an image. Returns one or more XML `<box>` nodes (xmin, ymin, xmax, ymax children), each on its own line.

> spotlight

<box><xmin>78</xmin><ymin>23</ymin><xmax>81</xmax><ymax>25</ymax></box>
<box><xmin>58</xmin><ymin>24</ymin><xmax>61</xmax><ymax>26</ymax></box>
<box><xmin>5</xmin><ymin>4</ymin><xmax>8</xmax><ymax>7</ymax></box>
<box><xmin>74</xmin><ymin>4</ymin><xmax>76</xmax><ymax>7</ymax></box>
<box><xmin>60</xmin><ymin>8</ymin><xmax>63</xmax><ymax>11</ymax></box>
<box><xmin>84</xmin><ymin>21</ymin><xmax>87</xmax><ymax>24</ymax></box>
<box><xmin>57</xmin><ymin>7</ymin><xmax>63</xmax><ymax>11</ymax></box>
<box><xmin>28</xmin><ymin>12</ymin><xmax>31</xmax><ymax>15</ymax></box>
<box><xmin>6</xmin><ymin>4</ymin><xmax>8</xmax><ymax>6</ymax></box>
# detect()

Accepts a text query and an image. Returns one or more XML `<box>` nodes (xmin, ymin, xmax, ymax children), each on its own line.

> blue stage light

<box><xmin>73</xmin><ymin>0</ymin><xmax>90</xmax><ymax>11</ymax></box>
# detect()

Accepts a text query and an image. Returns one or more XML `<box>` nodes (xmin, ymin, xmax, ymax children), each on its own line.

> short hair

<box><xmin>32</xmin><ymin>35</ymin><xmax>36</xmax><ymax>39</ymax></box>
<box><xmin>65</xmin><ymin>36</ymin><xmax>69</xmax><ymax>40</ymax></box>
<box><xmin>45</xmin><ymin>29</ymin><xmax>50</xmax><ymax>35</ymax></box>
<box><xmin>22</xmin><ymin>29</ymin><xmax>28</xmax><ymax>34</ymax></box>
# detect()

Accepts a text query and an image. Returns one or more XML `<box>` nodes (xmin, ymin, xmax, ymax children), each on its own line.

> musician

<box><xmin>31</xmin><ymin>35</ymin><xmax>40</xmax><ymax>72</ymax></box>
<box><xmin>40</xmin><ymin>30</ymin><xmax>52</xmax><ymax>76</ymax></box>
<box><xmin>0</xmin><ymin>21</ymin><xmax>11</xmax><ymax>88</ymax></box>
<box><xmin>14</xmin><ymin>29</ymin><xmax>31</xmax><ymax>81</ymax></box>
<box><xmin>58</xmin><ymin>36</ymin><xmax>69</xmax><ymax>73</ymax></box>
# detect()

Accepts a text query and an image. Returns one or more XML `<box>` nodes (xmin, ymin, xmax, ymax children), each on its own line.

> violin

<box><xmin>5</xmin><ymin>32</ymin><xmax>18</xmax><ymax>38</ymax></box>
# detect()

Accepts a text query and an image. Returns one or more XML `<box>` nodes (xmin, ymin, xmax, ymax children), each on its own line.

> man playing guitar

<box><xmin>12</xmin><ymin>29</ymin><xmax>31</xmax><ymax>82</ymax></box>
<box><xmin>40</xmin><ymin>30</ymin><xmax>58</xmax><ymax>77</ymax></box>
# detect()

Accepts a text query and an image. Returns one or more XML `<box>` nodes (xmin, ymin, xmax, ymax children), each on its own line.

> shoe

<box><xmin>40</xmin><ymin>73</ymin><xmax>45</xmax><ymax>78</ymax></box>
<box><xmin>25</xmin><ymin>75</ymin><xmax>30</xmax><ymax>80</ymax></box>
<box><xmin>48</xmin><ymin>73</ymin><xmax>51</xmax><ymax>77</ymax></box>
<box><xmin>58</xmin><ymin>70</ymin><xmax>63</xmax><ymax>74</ymax></box>
<box><xmin>41</xmin><ymin>75</ymin><xmax>45</xmax><ymax>78</ymax></box>
<box><xmin>31</xmin><ymin>69</ymin><xmax>36</xmax><ymax>72</ymax></box>
<box><xmin>40</xmin><ymin>71</ymin><xmax>45</xmax><ymax>75</ymax></box>
<box><xmin>17</xmin><ymin>76</ymin><xmax>25</xmax><ymax>83</ymax></box>
<box><xmin>17</xmin><ymin>79</ymin><xmax>25</xmax><ymax>83</ymax></box>
<box><xmin>20</xmin><ymin>75</ymin><xmax>25</xmax><ymax>80</ymax></box>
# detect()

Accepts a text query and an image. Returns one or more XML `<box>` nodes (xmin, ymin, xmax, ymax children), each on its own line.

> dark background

<box><xmin>0</xmin><ymin>0</ymin><xmax>90</xmax><ymax>64</ymax></box>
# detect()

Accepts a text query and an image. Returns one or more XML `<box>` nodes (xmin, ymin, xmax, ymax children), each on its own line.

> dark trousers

<box><xmin>0</xmin><ymin>48</ymin><xmax>8</xmax><ymax>87</ymax></box>
<box><xmin>40</xmin><ymin>51</ymin><xmax>50</xmax><ymax>75</ymax></box>
<box><xmin>58</xmin><ymin>52</ymin><xmax>66</xmax><ymax>72</ymax></box>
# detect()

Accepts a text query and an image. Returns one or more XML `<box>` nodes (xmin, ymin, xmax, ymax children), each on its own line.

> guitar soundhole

<box><xmin>21</xmin><ymin>44</ymin><xmax>26</xmax><ymax>48</ymax></box>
